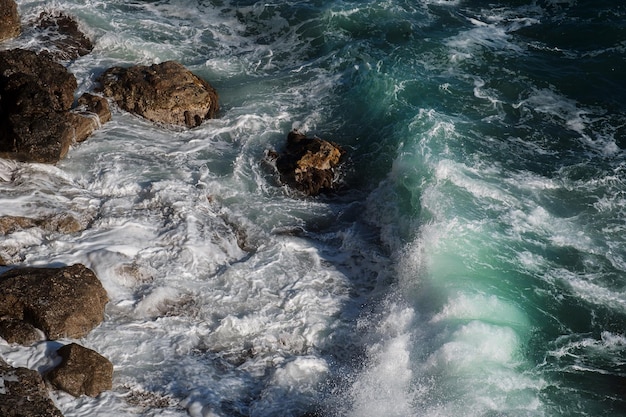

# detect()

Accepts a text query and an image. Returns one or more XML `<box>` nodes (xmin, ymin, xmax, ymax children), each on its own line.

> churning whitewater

<box><xmin>1</xmin><ymin>0</ymin><xmax>626</xmax><ymax>416</ymax></box>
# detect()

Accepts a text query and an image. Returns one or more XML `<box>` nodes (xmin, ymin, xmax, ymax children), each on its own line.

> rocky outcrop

<box><xmin>46</xmin><ymin>343</ymin><xmax>113</xmax><ymax>397</ymax></box>
<box><xmin>267</xmin><ymin>130</ymin><xmax>346</xmax><ymax>196</ymax></box>
<box><xmin>98</xmin><ymin>61</ymin><xmax>219</xmax><ymax>128</ymax></box>
<box><xmin>0</xmin><ymin>0</ymin><xmax>20</xmax><ymax>42</ymax></box>
<box><xmin>0</xmin><ymin>264</ymin><xmax>108</xmax><ymax>339</ymax></box>
<box><xmin>0</xmin><ymin>49</ymin><xmax>107</xmax><ymax>163</ymax></box>
<box><xmin>32</xmin><ymin>11</ymin><xmax>93</xmax><ymax>61</ymax></box>
<box><xmin>0</xmin><ymin>359</ymin><xmax>64</xmax><ymax>417</ymax></box>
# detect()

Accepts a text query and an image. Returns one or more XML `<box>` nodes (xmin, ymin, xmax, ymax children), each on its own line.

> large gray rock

<box><xmin>46</xmin><ymin>343</ymin><xmax>113</xmax><ymax>397</ymax></box>
<box><xmin>0</xmin><ymin>0</ymin><xmax>20</xmax><ymax>42</ymax></box>
<box><xmin>98</xmin><ymin>60</ymin><xmax>219</xmax><ymax>128</ymax></box>
<box><xmin>0</xmin><ymin>359</ymin><xmax>64</xmax><ymax>417</ymax></box>
<box><xmin>268</xmin><ymin>130</ymin><xmax>346</xmax><ymax>196</ymax></box>
<box><xmin>0</xmin><ymin>264</ymin><xmax>109</xmax><ymax>339</ymax></box>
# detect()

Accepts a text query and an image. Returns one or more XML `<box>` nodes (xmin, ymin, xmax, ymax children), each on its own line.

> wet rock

<box><xmin>268</xmin><ymin>130</ymin><xmax>346</xmax><ymax>196</ymax></box>
<box><xmin>32</xmin><ymin>11</ymin><xmax>93</xmax><ymax>61</ymax></box>
<box><xmin>0</xmin><ymin>264</ymin><xmax>108</xmax><ymax>339</ymax></box>
<box><xmin>46</xmin><ymin>343</ymin><xmax>113</xmax><ymax>397</ymax></box>
<box><xmin>0</xmin><ymin>213</ymin><xmax>83</xmax><ymax>235</ymax></box>
<box><xmin>0</xmin><ymin>359</ymin><xmax>64</xmax><ymax>417</ymax></box>
<box><xmin>0</xmin><ymin>0</ymin><xmax>20</xmax><ymax>42</ymax></box>
<box><xmin>0</xmin><ymin>49</ymin><xmax>107</xmax><ymax>162</ymax></box>
<box><xmin>0</xmin><ymin>317</ymin><xmax>42</xmax><ymax>345</ymax></box>
<box><xmin>98</xmin><ymin>60</ymin><xmax>219</xmax><ymax>128</ymax></box>
<box><xmin>0</xmin><ymin>49</ymin><xmax>76</xmax><ymax>162</ymax></box>
<box><xmin>68</xmin><ymin>93</ymin><xmax>112</xmax><ymax>143</ymax></box>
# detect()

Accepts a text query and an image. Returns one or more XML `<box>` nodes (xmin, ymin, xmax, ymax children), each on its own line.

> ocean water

<box><xmin>1</xmin><ymin>0</ymin><xmax>626</xmax><ymax>416</ymax></box>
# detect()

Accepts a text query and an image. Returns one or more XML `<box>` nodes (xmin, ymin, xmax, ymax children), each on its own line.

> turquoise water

<box><xmin>2</xmin><ymin>1</ymin><xmax>626</xmax><ymax>416</ymax></box>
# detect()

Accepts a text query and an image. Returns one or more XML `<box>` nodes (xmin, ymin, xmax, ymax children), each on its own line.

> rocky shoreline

<box><xmin>1</xmin><ymin>0</ymin><xmax>348</xmax><ymax>414</ymax></box>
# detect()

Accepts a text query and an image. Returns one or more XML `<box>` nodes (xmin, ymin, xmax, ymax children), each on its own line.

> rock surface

<box><xmin>32</xmin><ymin>11</ymin><xmax>93</xmax><ymax>60</ymax></box>
<box><xmin>98</xmin><ymin>60</ymin><xmax>219</xmax><ymax>128</ymax></box>
<box><xmin>0</xmin><ymin>317</ymin><xmax>42</xmax><ymax>345</ymax></box>
<box><xmin>0</xmin><ymin>49</ymin><xmax>107</xmax><ymax>162</ymax></box>
<box><xmin>269</xmin><ymin>130</ymin><xmax>346</xmax><ymax>196</ymax></box>
<box><xmin>0</xmin><ymin>359</ymin><xmax>64</xmax><ymax>417</ymax></box>
<box><xmin>0</xmin><ymin>0</ymin><xmax>20</xmax><ymax>42</ymax></box>
<box><xmin>69</xmin><ymin>93</ymin><xmax>112</xmax><ymax>143</ymax></box>
<box><xmin>0</xmin><ymin>264</ymin><xmax>108</xmax><ymax>339</ymax></box>
<box><xmin>46</xmin><ymin>343</ymin><xmax>113</xmax><ymax>397</ymax></box>
<box><xmin>0</xmin><ymin>49</ymin><xmax>76</xmax><ymax>162</ymax></box>
<box><xmin>0</xmin><ymin>213</ymin><xmax>83</xmax><ymax>235</ymax></box>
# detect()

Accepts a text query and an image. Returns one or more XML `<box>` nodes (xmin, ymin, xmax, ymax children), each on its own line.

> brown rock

<box><xmin>46</xmin><ymin>343</ymin><xmax>113</xmax><ymax>397</ymax></box>
<box><xmin>0</xmin><ymin>49</ymin><xmax>77</xmax><ymax>162</ymax></box>
<box><xmin>0</xmin><ymin>264</ymin><xmax>108</xmax><ymax>339</ymax></box>
<box><xmin>67</xmin><ymin>93</ymin><xmax>112</xmax><ymax>142</ymax></box>
<box><xmin>0</xmin><ymin>317</ymin><xmax>42</xmax><ymax>344</ymax></box>
<box><xmin>77</xmin><ymin>92</ymin><xmax>111</xmax><ymax>124</ymax></box>
<box><xmin>0</xmin><ymin>0</ymin><xmax>20</xmax><ymax>42</ymax></box>
<box><xmin>32</xmin><ymin>11</ymin><xmax>93</xmax><ymax>61</ymax></box>
<box><xmin>98</xmin><ymin>60</ymin><xmax>219</xmax><ymax>128</ymax></box>
<box><xmin>0</xmin><ymin>359</ymin><xmax>64</xmax><ymax>417</ymax></box>
<box><xmin>0</xmin><ymin>213</ymin><xmax>83</xmax><ymax>234</ymax></box>
<box><xmin>270</xmin><ymin>130</ymin><xmax>346</xmax><ymax>196</ymax></box>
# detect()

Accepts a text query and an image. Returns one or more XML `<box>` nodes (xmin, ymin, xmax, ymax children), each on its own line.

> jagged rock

<box><xmin>32</xmin><ymin>11</ymin><xmax>93</xmax><ymax>61</ymax></box>
<box><xmin>46</xmin><ymin>343</ymin><xmax>113</xmax><ymax>397</ymax></box>
<box><xmin>98</xmin><ymin>60</ymin><xmax>219</xmax><ymax>128</ymax></box>
<box><xmin>0</xmin><ymin>49</ymin><xmax>76</xmax><ymax>162</ymax></box>
<box><xmin>0</xmin><ymin>359</ymin><xmax>64</xmax><ymax>417</ymax></box>
<box><xmin>0</xmin><ymin>49</ymin><xmax>107</xmax><ymax>162</ymax></box>
<box><xmin>0</xmin><ymin>264</ymin><xmax>108</xmax><ymax>339</ymax></box>
<box><xmin>0</xmin><ymin>0</ymin><xmax>20</xmax><ymax>42</ymax></box>
<box><xmin>68</xmin><ymin>93</ymin><xmax>112</xmax><ymax>142</ymax></box>
<box><xmin>0</xmin><ymin>213</ymin><xmax>83</xmax><ymax>235</ymax></box>
<box><xmin>268</xmin><ymin>130</ymin><xmax>346</xmax><ymax>196</ymax></box>
<box><xmin>0</xmin><ymin>317</ymin><xmax>41</xmax><ymax>345</ymax></box>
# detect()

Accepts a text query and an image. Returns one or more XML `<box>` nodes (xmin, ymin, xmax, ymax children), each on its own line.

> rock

<box><xmin>77</xmin><ymin>92</ymin><xmax>112</xmax><ymax>124</ymax></box>
<box><xmin>98</xmin><ymin>60</ymin><xmax>219</xmax><ymax>128</ymax></box>
<box><xmin>0</xmin><ymin>213</ymin><xmax>83</xmax><ymax>235</ymax></box>
<box><xmin>0</xmin><ymin>264</ymin><xmax>108</xmax><ymax>339</ymax></box>
<box><xmin>67</xmin><ymin>93</ymin><xmax>112</xmax><ymax>142</ymax></box>
<box><xmin>269</xmin><ymin>130</ymin><xmax>346</xmax><ymax>196</ymax></box>
<box><xmin>0</xmin><ymin>49</ymin><xmax>107</xmax><ymax>162</ymax></box>
<box><xmin>46</xmin><ymin>343</ymin><xmax>113</xmax><ymax>397</ymax></box>
<box><xmin>0</xmin><ymin>317</ymin><xmax>42</xmax><ymax>345</ymax></box>
<box><xmin>0</xmin><ymin>0</ymin><xmax>20</xmax><ymax>42</ymax></box>
<box><xmin>32</xmin><ymin>11</ymin><xmax>93</xmax><ymax>61</ymax></box>
<box><xmin>0</xmin><ymin>49</ymin><xmax>76</xmax><ymax>162</ymax></box>
<box><xmin>0</xmin><ymin>359</ymin><xmax>64</xmax><ymax>417</ymax></box>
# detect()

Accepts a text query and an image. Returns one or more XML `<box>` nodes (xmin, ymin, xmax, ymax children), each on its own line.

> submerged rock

<box><xmin>32</xmin><ymin>11</ymin><xmax>93</xmax><ymax>61</ymax></box>
<box><xmin>0</xmin><ymin>213</ymin><xmax>83</xmax><ymax>235</ymax></box>
<box><xmin>268</xmin><ymin>130</ymin><xmax>346</xmax><ymax>196</ymax></box>
<box><xmin>98</xmin><ymin>60</ymin><xmax>219</xmax><ymax>128</ymax></box>
<box><xmin>0</xmin><ymin>359</ymin><xmax>64</xmax><ymax>417</ymax></box>
<box><xmin>0</xmin><ymin>264</ymin><xmax>108</xmax><ymax>339</ymax></box>
<box><xmin>0</xmin><ymin>0</ymin><xmax>20</xmax><ymax>42</ymax></box>
<box><xmin>0</xmin><ymin>49</ymin><xmax>107</xmax><ymax>162</ymax></box>
<box><xmin>46</xmin><ymin>343</ymin><xmax>113</xmax><ymax>397</ymax></box>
